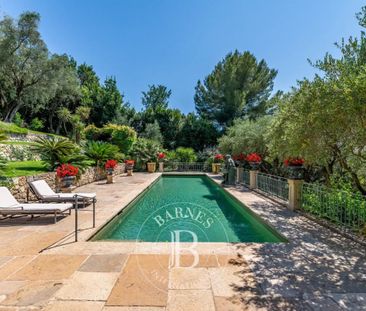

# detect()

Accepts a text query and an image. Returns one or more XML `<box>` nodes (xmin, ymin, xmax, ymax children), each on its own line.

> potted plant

<box><xmin>125</xmin><ymin>160</ymin><xmax>135</xmax><ymax>176</ymax></box>
<box><xmin>284</xmin><ymin>157</ymin><xmax>304</xmax><ymax>179</ymax></box>
<box><xmin>147</xmin><ymin>160</ymin><xmax>156</xmax><ymax>173</ymax></box>
<box><xmin>56</xmin><ymin>164</ymin><xmax>79</xmax><ymax>188</ymax></box>
<box><xmin>157</xmin><ymin>152</ymin><xmax>165</xmax><ymax>172</ymax></box>
<box><xmin>105</xmin><ymin>159</ymin><xmax>118</xmax><ymax>184</ymax></box>
<box><xmin>233</xmin><ymin>153</ymin><xmax>246</xmax><ymax>166</ymax></box>
<box><xmin>212</xmin><ymin>154</ymin><xmax>224</xmax><ymax>174</ymax></box>
<box><xmin>245</xmin><ymin>153</ymin><xmax>262</xmax><ymax>170</ymax></box>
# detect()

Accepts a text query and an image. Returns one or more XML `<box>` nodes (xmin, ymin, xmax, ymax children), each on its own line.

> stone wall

<box><xmin>0</xmin><ymin>143</ymin><xmax>39</xmax><ymax>161</ymax></box>
<box><xmin>9</xmin><ymin>164</ymin><xmax>125</xmax><ymax>202</ymax></box>
<box><xmin>0</xmin><ymin>133</ymin><xmax>50</xmax><ymax>161</ymax></box>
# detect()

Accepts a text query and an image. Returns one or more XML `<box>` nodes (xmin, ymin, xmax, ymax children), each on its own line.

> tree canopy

<box><xmin>194</xmin><ymin>50</ymin><xmax>277</xmax><ymax>129</ymax></box>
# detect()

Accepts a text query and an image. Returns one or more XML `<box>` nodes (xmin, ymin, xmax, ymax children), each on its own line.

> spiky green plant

<box><xmin>31</xmin><ymin>137</ymin><xmax>77</xmax><ymax>170</ymax></box>
<box><xmin>84</xmin><ymin>141</ymin><xmax>120</xmax><ymax>167</ymax></box>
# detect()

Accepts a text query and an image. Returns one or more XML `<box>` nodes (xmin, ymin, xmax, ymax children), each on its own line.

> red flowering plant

<box><xmin>284</xmin><ymin>157</ymin><xmax>304</xmax><ymax>167</ymax></box>
<box><xmin>157</xmin><ymin>152</ymin><xmax>166</xmax><ymax>162</ymax></box>
<box><xmin>245</xmin><ymin>153</ymin><xmax>262</xmax><ymax>163</ymax></box>
<box><xmin>105</xmin><ymin>159</ymin><xmax>118</xmax><ymax>170</ymax></box>
<box><xmin>125</xmin><ymin>159</ymin><xmax>135</xmax><ymax>169</ymax></box>
<box><xmin>213</xmin><ymin>154</ymin><xmax>224</xmax><ymax>163</ymax></box>
<box><xmin>56</xmin><ymin>164</ymin><xmax>79</xmax><ymax>178</ymax></box>
<box><xmin>105</xmin><ymin>159</ymin><xmax>118</xmax><ymax>175</ymax></box>
<box><xmin>232</xmin><ymin>153</ymin><xmax>246</xmax><ymax>162</ymax></box>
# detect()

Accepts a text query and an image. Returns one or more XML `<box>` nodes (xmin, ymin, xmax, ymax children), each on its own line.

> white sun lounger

<box><xmin>28</xmin><ymin>180</ymin><xmax>96</xmax><ymax>204</ymax></box>
<box><xmin>28</xmin><ymin>179</ymin><xmax>97</xmax><ymax>230</ymax></box>
<box><xmin>0</xmin><ymin>187</ymin><xmax>72</xmax><ymax>223</ymax></box>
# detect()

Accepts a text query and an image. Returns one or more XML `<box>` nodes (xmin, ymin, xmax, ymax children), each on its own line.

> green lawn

<box><xmin>0</xmin><ymin>141</ymin><xmax>33</xmax><ymax>145</ymax></box>
<box><xmin>2</xmin><ymin>161</ymin><xmax>49</xmax><ymax>178</ymax></box>
<box><xmin>0</xmin><ymin>121</ymin><xmax>64</xmax><ymax>138</ymax></box>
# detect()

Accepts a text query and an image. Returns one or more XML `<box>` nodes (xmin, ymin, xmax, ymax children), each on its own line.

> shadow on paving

<box><xmin>226</xmin><ymin>199</ymin><xmax>366</xmax><ymax>310</ymax></box>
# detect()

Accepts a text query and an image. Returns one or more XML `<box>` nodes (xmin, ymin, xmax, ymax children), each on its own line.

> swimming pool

<box><xmin>92</xmin><ymin>175</ymin><xmax>286</xmax><ymax>243</ymax></box>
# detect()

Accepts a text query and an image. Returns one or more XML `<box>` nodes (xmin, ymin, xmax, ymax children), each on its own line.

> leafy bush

<box><xmin>29</xmin><ymin>118</ymin><xmax>44</xmax><ymax>131</ymax></box>
<box><xmin>108</xmin><ymin>124</ymin><xmax>137</xmax><ymax>153</ymax></box>
<box><xmin>84</xmin><ymin>141</ymin><xmax>120</xmax><ymax>167</ymax></box>
<box><xmin>129</xmin><ymin>138</ymin><xmax>161</xmax><ymax>170</ymax></box>
<box><xmin>168</xmin><ymin>147</ymin><xmax>197</xmax><ymax>163</ymax></box>
<box><xmin>197</xmin><ymin>147</ymin><xmax>219</xmax><ymax>162</ymax></box>
<box><xmin>83</xmin><ymin>123</ymin><xmax>137</xmax><ymax>153</ymax></box>
<box><xmin>302</xmin><ymin>184</ymin><xmax>366</xmax><ymax>232</ymax></box>
<box><xmin>141</xmin><ymin>121</ymin><xmax>163</xmax><ymax>143</ymax></box>
<box><xmin>13</xmin><ymin>112</ymin><xmax>24</xmax><ymax>128</ymax></box>
<box><xmin>0</xmin><ymin>121</ymin><xmax>28</xmax><ymax>135</ymax></box>
<box><xmin>84</xmin><ymin>124</ymin><xmax>102</xmax><ymax>141</ymax></box>
<box><xmin>31</xmin><ymin>137</ymin><xmax>78</xmax><ymax>170</ymax></box>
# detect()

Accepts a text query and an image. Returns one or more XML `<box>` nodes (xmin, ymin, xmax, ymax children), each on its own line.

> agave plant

<box><xmin>84</xmin><ymin>141</ymin><xmax>120</xmax><ymax>167</ymax></box>
<box><xmin>31</xmin><ymin>137</ymin><xmax>77</xmax><ymax>170</ymax></box>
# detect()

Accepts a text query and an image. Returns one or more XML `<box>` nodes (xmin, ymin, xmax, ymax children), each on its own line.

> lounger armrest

<box><xmin>0</xmin><ymin>205</ymin><xmax>23</xmax><ymax>210</ymax></box>
<box><xmin>73</xmin><ymin>194</ymin><xmax>96</xmax><ymax>199</ymax></box>
<box><xmin>37</xmin><ymin>194</ymin><xmax>64</xmax><ymax>200</ymax></box>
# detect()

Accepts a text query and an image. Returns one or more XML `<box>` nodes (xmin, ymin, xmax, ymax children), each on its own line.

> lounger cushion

<box><xmin>20</xmin><ymin>203</ymin><xmax>72</xmax><ymax>213</ymax></box>
<box><xmin>0</xmin><ymin>187</ymin><xmax>20</xmax><ymax>208</ymax></box>
<box><xmin>29</xmin><ymin>180</ymin><xmax>56</xmax><ymax>198</ymax></box>
<box><xmin>0</xmin><ymin>187</ymin><xmax>72</xmax><ymax>213</ymax></box>
<box><xmin>29</xmin><ymin>180</ymin><xmax>96</xmax><ymax>201</ymax></box>
<box><xmin>57</xmin><ymin>193</ymin><xmax>96</xmax><ymax>199</ymax></box>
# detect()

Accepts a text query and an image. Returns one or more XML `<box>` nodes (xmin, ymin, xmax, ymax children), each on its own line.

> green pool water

<box><xmin>92</xmin><ymin>175</ymin><xmax>286</xmax><ymax>243</ymax></box>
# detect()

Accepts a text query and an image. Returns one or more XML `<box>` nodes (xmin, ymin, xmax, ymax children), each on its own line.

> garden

<box><xmin>1</xmin><ymin>7</ymin><xmax>366</xmax><ymax>240</ymax></box>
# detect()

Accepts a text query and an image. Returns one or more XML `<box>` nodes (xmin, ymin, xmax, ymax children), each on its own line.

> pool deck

<box><xmin>0</xmin><ymin>172</ymin><xmax>365</xmax><ymax>310</ymax></box>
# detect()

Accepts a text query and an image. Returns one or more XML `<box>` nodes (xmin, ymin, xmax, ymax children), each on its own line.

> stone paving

<box><xmin>0</xmin><ymin>173</ymin><xmax>364</xmax><ymax>310</ymax></box>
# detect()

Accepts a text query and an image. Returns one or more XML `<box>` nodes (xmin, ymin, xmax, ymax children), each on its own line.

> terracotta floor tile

<box><xmin>169</xmin><ymin>268</ymin><xmax>210</xmax><ymax>289</ymax></box>
<box><xmin>0</xmin><ymin>232</ymin><xmax>67</xmax><ymax>256</ymax></box>
<box><xmin>214</xmin><ymin>296</ymin><xmax>252</xmax><ymax>311</ymax></box>
<box><xmin>0</xmin><ymin>256</ymin><xmax>35</xmax><ymax>281</ymax></box>
<box><xmin>178</xmin><ymin>254</ymin><xmax>234</xmax><ymax>268</ymax></box>
<box><xmin>103</xmin><ymin>307</ymin><xmax>166</xmax><ymax>311</ymax></box>
<box><xmin>209</xmin><ymin>267</ymin><xmax>244</xmax><ymax>297</ymax></box>
<box><xmin>55</xmin><ymin>271</ymin><xmax>119</xmax><ymax>301</ymax></box>
<box><xmin>9</xmin><ymin>255</ymin><xmax>87</xmax><ymax>281</ymax></box>
<box><xmin>0</xmin><ymin>280</ymin><xmax>27</xmax><ymax>296</ymax></box>
<box><xmin>0</xmin><ymin>280</ymin><xmax>63</xmax><ymax>307</ymax></box>
<box><xmin>45</xmin><ymin>300</ymin><xmax>105</xmax><ymax>311</ymax></box>
<box><xmin>78</xmin><ymin>254</ymin><xmax>128</xmax><ymax>272</ymax></box>
<box><xmin>106</xmin><ymin>255</ymin><xmax>169</xmax><ymax>307</ymax></box>
<box><xmin>167</xmin><ymin>289</ymin><xmax>215</xmax><ymax>311</ymax></box>
<box><xmin>0</xmin><ymin>257</ymin><xmax>12</xmax><ymax>269</ymax></box>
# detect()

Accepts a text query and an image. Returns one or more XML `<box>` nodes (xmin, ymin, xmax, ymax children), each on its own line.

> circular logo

<box><xmin>133</xmin><ymin>201</ymin><xmax>231</xmax><ymax>292</ymax></box>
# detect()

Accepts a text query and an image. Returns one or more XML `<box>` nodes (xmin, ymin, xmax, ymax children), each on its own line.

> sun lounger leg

<box><xmin>74</xmin><ymin>196</ymin><xmax>78</xmax><ymax>242</ymax></box>
<box><xmin>54</xmin><ymin>211</ymin><xmax>57</xmax><ymax>224</ymax></box>
<box><xmin>93</xmin><ymin>198</ymin><xmax>96</xmax><ymax>228</ymax></box>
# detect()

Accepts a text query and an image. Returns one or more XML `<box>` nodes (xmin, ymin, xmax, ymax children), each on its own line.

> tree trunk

<box><xmin>4</xmin><ymin>102</ymin><xmax>22</xmax><ymax>122</ymax></box>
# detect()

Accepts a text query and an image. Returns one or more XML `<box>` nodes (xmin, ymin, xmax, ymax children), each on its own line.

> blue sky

<box><xmin>0</xmin><ymin>0</ymin><xmax>364</xmax><ymax>113</ymax></box>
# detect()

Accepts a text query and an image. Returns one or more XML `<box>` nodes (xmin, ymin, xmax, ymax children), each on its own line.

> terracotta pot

<box><xmin>106</xmin><ymin>174</ymin><xmax>113</xmax><ymax>184</ymax></box>
<box><xmin>159</xmin><ymin>162</ymin><xmax>164</xmax><ymax>172</ymax></box>
<box><xmin>62</xmin><ymin>176</ymin><xmax>75</xmax><ymax>188</ymax></box>
<box><xmin>287</xmin><ymin>165</ymin><xmax>304</xmax><ymax>180</ymax></box>
<box><xmin>211</xmin><ymin>163</ymin><xmax>221</xmax><ymax>174</ymax></box>
<box><xmin>147</xmin><ymin>162</ymin><xmax>156</xmax><ymax>173</ymax></box>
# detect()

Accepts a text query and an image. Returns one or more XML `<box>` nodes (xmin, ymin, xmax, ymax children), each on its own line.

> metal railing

<box><xmin>301</xmin><ymin>183</ymin><xmax>366</xmax><ymax>231</ymax></box>
<box><xmin>243</xmin><ymin>170</ymin><xmax>250</xmax><ymax>186</ymax></box>
<box><xmin>257</xmin><ymin>172</ymin><xmax>289</xmax><ymax>201</ymax></box>
<box><xmin>164</xmin><ymin>162</ymin><xmax>206</xmax><ymax>172</ymax></box>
